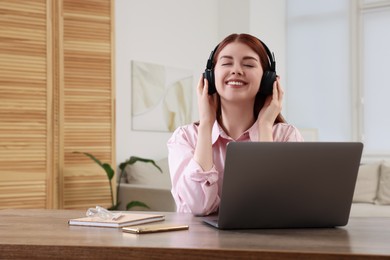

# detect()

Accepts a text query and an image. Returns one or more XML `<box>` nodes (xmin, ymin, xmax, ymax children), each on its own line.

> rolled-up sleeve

<box><xmin>167</xmin><ymin>126</ymin><xmax>220</xmax><ymax>216</ymax></box>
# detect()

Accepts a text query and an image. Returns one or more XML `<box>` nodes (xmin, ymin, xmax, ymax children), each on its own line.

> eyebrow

<box><xmin>219</xmin><ymin>55</ymin><xmax>259</xmax><ymax>62</ymax></box>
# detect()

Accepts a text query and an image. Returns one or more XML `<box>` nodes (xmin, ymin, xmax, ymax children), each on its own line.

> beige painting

<box><xmin>131</xmin><ymin>61</ymin><xmax>193</xmax><ymax>132</ymax></box>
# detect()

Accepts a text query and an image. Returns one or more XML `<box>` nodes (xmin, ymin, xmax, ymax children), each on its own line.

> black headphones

<box><xmin>203</xmin><ymin>38</ymin><xmax>276</xmax><ymax>95</ymax></box>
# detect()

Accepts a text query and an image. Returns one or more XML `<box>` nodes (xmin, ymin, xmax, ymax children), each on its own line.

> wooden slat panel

<box><xmin>61</xmin><ymin>0</ymin><xmax>114</xmax><ymax>209</ymax></box>
<box><xmin>0</xmin><ymin>180</ymin><xmax>46</xmax><ymax>209</ymax></box>
<box><xmin>0</xmin><ymin>0</ymin><xmax>114</xmax><ymax>210</ymax></box>
<box><xmin>0</xmin><ymin>0</ymin><xmax>49</xmax><ymax>209</ymax></box>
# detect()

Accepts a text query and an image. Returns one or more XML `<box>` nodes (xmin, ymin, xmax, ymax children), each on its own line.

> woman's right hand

<box><xmin>194</xmin><ymin>75</ymin><xmax>217</xmax><ymax>171</ymax></box>
<box><xmin>197</xmin><ymin>75</ymin><xmax>218</xmax><ymax>128</ymax></box>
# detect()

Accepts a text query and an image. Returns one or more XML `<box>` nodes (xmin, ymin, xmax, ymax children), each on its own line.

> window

<box><xmin>286</xmin><ymin>0</ymin><xmax>351</xmax><ymax>142</ymax></box>
<box><xmin>361</xmin><ymin>3</ymin><xmax>390</xmax><ymax>154</ymax></box>
<box><xmin>286</xmin><ymin>0</ymin><xmax>390</xmax><ymax>156</ymax></box>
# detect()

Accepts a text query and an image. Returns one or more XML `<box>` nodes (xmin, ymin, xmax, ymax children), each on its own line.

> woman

<box><xmin>167</xmin><ymin>33</ymin><xmax>304</xmax><ymax>216</ymax></box>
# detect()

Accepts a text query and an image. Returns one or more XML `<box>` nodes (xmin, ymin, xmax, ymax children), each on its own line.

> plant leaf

<box><xmin>102</xmin><ymin>163</ymin><xmax>115</xmax><ymax>180</ymax></box>
<box><xmin>119</xmin><ymin>156</ymin><xmax>162</xmax><ymax>173</ymax></box>
<box><xmin>73</xmin><ymin>151</ymin><xmax>115</xmax><ymax>208</ymax></box>
<box><xmin>74</xmin><ymin>151</ymin><xmax>103</xmax><ymax>166</ymax></box>
<box><xmin>126</xmin><ymin>201</ymin><xmax>150</xmax><ymax>210</ymax></box>
<box><xmin>74</xmin><ymin>151</ymin><xmax>115</xmax><ymax>180</ymax></box>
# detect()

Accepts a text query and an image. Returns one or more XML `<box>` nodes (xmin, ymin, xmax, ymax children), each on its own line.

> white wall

<box><xmin>115</xmin><ymin>0</ymin><xmax>286</xmax><ymax>164</ymax></box>
<box><xmin>218</xmin><ymin>0</ymin><xmax>250</xmax><ymax>39</ymax></box>
<box><xmin>250</xmin><ymin>0</ymin><xmax>287</xmax><ymax>114</ymax></box>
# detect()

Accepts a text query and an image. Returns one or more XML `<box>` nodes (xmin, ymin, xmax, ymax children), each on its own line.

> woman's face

<box><xmin>214</xmin><ymin>41</ymin><xmax>263</xmax><ymax>102</ymax></box>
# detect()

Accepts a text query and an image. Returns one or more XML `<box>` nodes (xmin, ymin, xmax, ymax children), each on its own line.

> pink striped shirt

<box><xmin>167</xmin><ymin>120</ymin><xmax>304</xmax><ymax>216</ymax></box>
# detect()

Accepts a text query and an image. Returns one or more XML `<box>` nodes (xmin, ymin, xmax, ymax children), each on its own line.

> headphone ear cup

<box><xmin>259</xmin><ymin>70</ymin><xmax>276</xmax><ymax>96</ymax></box>
<box><xmin>203</xmin><ymin>69</ymin><xmax>217</xmax><ymax>95</ymax></box>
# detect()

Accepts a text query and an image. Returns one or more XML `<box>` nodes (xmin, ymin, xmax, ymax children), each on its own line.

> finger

<box><xmin>197</xmin><ymin>75</ymin><xmax>205</xmax><ymax>95</ymax></box>
<box><xmin>272</xmin><ymin>79</ymin><xmax>278</xmax><ymax>100</ymax></box>
<box><xmin>276</xmin><ymin>78</ymin><xmax>284</xmax><ymax>102</ymax></box>
<box><xmin>203</xmin><ymin>77</ymin><xmax>209</xmax><ymax>95</ymax></box>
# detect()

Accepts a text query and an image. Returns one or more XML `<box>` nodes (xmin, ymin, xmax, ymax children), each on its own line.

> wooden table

<box><xmin>0</xmin><ymin>209</ymin><xmax>389</xmax><ymax>259</ymax></box>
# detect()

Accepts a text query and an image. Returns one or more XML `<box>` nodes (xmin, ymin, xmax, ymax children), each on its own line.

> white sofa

<box><xmin>350</xmin><ymin>160</ymin><xmax>390</xmax><ymax>217</ymax></box>
<box><xmin>118</xmin><ymin>157</ymin><xmax>390</xmax><ymax>217</ymax></box>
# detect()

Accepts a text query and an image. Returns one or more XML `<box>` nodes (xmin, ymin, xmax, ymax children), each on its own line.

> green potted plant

<box><xmin>74</xmin><ymin>152</ymin><xmax>162</xmax><ymax>210</ymax></box>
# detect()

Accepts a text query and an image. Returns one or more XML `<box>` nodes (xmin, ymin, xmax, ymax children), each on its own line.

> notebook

<box><xmin>68</xmin><ymin>213</ymin><xmax>165</xmax><ymax>228</ymax></box>
<box><xmin>203</xmin><ymin>142</ymin><xmax>363</xmax><ymax>229</ymax></box>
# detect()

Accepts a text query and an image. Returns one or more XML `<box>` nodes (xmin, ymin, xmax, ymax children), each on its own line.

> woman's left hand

<box><xmin>258</xmin><ymin>76</ymin><xmax>284</xmax><ymax>127</ymax></box>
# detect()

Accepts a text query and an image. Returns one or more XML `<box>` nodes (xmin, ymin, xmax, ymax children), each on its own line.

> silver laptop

<box><xmin>203</xmin><ymin>142</ymin><xmax>363</xmax><ymax>229</ymax></box>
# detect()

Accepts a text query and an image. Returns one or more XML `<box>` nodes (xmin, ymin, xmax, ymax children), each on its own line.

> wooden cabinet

<box><xmin>0</xmin><ymin>0</ymin><xmax>115</xmax><ymax>209</ymax></box>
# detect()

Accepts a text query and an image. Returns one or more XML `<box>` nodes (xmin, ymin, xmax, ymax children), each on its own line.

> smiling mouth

<box><xmin>226</xmin><ymin>81</ymin><xmax>246</xmax><ymax>86</ymax></box>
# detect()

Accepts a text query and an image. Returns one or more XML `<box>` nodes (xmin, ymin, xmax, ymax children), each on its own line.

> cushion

<box><xmin>376</xmin><ymin>161</ymin><xmax>390</xmax><ymax>205</ymax></box>
<box><xmin>352</xmin><ymin>162</ymin><xmax>381</xmax><ymax>203</ymax></box>
<box><xmin>350</xmin><ymin>203</ymin><xmax>390</xmax><ymax>217</ymax></box>
<box><xmin>124</xmin><ymin>158</ymin><xmax>171</xmax><ymax>189</ymax></box>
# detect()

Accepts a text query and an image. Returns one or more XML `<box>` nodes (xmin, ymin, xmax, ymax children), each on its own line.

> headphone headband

<box><xmin>258</xmin><ymin>39</ymin><xmax>276</xmax><ymax>71</ymax></box>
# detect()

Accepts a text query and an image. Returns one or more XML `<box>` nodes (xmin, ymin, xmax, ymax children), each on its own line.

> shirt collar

<box><xmin>211</xmin><ymin>121</ymin><xmax>222</xmax><ymax>144</ymax></box>
<box><xmin>211</xmin><ymin>119</ymin><xmax>259</xmax><ymax>144</ymax></box>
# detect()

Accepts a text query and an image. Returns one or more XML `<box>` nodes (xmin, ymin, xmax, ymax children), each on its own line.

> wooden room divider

<box><xmin>0</xmin><ymin>0</ymin><xmax>115</xmax><ymax>209</ymax></box>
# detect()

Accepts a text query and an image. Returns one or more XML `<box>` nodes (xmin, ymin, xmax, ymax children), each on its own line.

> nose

<box><xmin>231</xmin><ymin>64</ymin><xmax>243</xmax><ymax>75</ymax></box>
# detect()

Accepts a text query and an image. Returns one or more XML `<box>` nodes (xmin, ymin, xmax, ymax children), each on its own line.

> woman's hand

<box><xmin>258</xmin><ymin>77</ymin><xmax>284</xmax><ymax>140</ymax></box>
<box><xmin>194</xmin><ymin>75</ymin><xmax>218</xmax><ymax>171</ymax></box>
<box><xmin>197</xmin><ymin>75</ymin><xmax>218</xmax><ymax>128</ymax></box>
